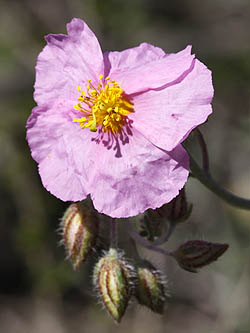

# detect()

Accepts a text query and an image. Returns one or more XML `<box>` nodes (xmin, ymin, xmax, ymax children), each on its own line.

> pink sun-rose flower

<box><xmin>26</xmin><ymin>18</ymin><xmax>213</xmax><ymax>218</ymax></box>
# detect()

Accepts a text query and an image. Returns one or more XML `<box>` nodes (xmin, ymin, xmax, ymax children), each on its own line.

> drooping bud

<box><xmin>140</xmin><ymin>188</ymin><xmax>192</xmax><ymax>243</ymax></box>
<box><xmin>135</xmin><ymin>261</ymin><xmax>167</xmax><ymax>314</ymax></box>
<box><xmin>93</xmin><ymin>248</ymin><xmax>133</xmax><ymax>323</ymax></box>
<box><xmin>156</xmin><ymin>188</ymin><xmax>192</xmax><ymax>225</ymax></box>
<box><xmin>171</xmin><ymin>240</ymin><xmax>229</xmax><ymax>273</ymax></box>
<box><xmin>139</xmin><ymin>212</ymin><xmax>164</xmax><ymax>242</ymax></box>
<box><xmin>61</xmin><ymin>202</ymin><xmax>99</xmax><ymax>270</ymax></box>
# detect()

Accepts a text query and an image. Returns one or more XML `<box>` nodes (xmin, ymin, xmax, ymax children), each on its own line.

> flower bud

<box><xmin>172</xmin><ymin>240</ymin><xmax>229</xmax><ymax>273</ymax></box>
<box><xmin>156</xmin><ymin>188</ymin><xmax>192</xmax><ymax>224</ymax></box>
<box><xmin>61</xmin><ymin>202</ymin><xmax>99</xmax><ymax>270</ymax></box>
<box><xmin>135</xmin><ymin>261</ymin><xmax>166</xmax><ymax>314</ymax></box>
<box><xmin>93</xmin><ymin>248</ymin><xmax>133</xmax><ymax>323</ymax></box>
<box><xmin>139</xmin><ymin>212</ymin><xmax>164</xmax><ymax>241</ymax></box>
<box><xmin>141</xmin><ymin>188</ymin><xmax>192</xmax><ymax>243</ymax></box>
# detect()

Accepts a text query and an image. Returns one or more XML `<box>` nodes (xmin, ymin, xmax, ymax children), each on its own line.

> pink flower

<box><xmin>26</xmin><ymin>18</ymin><xmax>213</xmax><ymax>218</ymax></box>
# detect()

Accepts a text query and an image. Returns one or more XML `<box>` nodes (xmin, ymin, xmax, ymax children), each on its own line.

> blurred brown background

<box><xmin>0</xmin><ymin>0</ymin><xmax>250</xmax><ymax>332</ymax></box>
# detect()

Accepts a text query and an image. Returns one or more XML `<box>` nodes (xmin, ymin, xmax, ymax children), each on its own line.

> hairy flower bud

<box><xmin>172</xmin><ymin>240</ymin><xmax>229</xmax><ymax>273</ymax></box>
<box><xmin>156</xmin><ymin>188</ymin><xmax>192</xmax><ymax>224</ymax></box>
<box><xmin>139</xmin><ymin>212</ymin><xmax>164</xmax><ymax>242</ymax></box>
<box><xmin>61</xmin><ymin>202</ymin><xmax>99</xmax><ymax>270</ymax></box>
<box><xmin>140</xmin><ymin>188</ymin><xmax>192</xmax><ymax>243</ymax></box>
<box><xmin>93</xmin><ymin>248</ymin><xmax>133</xmax><ymax>323</ymax></box>
<box><xmin>135</xmin><ymin>261</ymin><xmax>166</xmax><ymax>314</ymax></box>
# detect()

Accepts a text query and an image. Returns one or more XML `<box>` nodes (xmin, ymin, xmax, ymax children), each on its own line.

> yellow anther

<box><xmin>73</xmin><ymin>75</ymin><xmax>133</xmax><ymax>133</ymax></box>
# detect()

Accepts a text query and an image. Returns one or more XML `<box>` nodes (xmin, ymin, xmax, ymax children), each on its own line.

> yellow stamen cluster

<box><xmin>73</xmin><ymin>75</ymin><xmax>133</xmax><ymax>133</ymax></box>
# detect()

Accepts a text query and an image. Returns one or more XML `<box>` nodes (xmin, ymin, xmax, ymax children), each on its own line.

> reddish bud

<box><xmin>172</xmin><ymin>240</ymin><xmax>229</xmax><ymax>273</ymax></box>
<box><xmin>156</xmin><ymin>188</ymin><xmax>192</xmax><ymax>224</ymax></box>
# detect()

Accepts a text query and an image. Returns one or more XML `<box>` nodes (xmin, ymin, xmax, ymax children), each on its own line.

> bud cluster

<box><xmin>58</xmin><ymin>194</ymin><xmax>229</xmax><ymax>324</ymax></box>
<box><xmin>92</xmin><ymin>250</ymin><xmax>167</xmax><ymax>322</ymax></box>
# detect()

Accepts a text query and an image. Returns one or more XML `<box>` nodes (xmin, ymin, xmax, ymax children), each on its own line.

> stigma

<box><xmin>73</xmin><ymin>75</ymin><xmax>133</xmax><ymax>133</ymax></box>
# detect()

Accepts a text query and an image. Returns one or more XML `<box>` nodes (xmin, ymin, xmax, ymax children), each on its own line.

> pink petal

<box><xmin>34</xmin><ymin>18</ymin><xmax>104</xmax><ymax>106</ymax></box>
<box><xmin>105</xmin><ymin>45</ymin><xmax>194</xmax><ymax>94</ymax></box>
<box><xmin>87</xmin><ymin>130</ymin><xmax>189</xmax><ymax>218</ymax></box>
<box><xmin>38</xmin><ymin>145</ymin><xmax>88</xmax><ymax>202</ymax></box>
<box><xmin>27</xmin><ymin>101</ymin><xmax>189</xmax><ymax>217</ymax></box>
<box><xmin>26</xmin><ymin>101</ymin><xmax>93</xmax><ymax>200</ymax></box>
<box><xmin>103</xmin><ymin>42</ymin><xmax>165</xmax><ymax>76</ymax></box>
<box><xmin>27</xmin><ymin>104</ymin><xmax>68</xmax><ymax>164</ymax></box>
<box><xmin>129</xmin><ymin>59</ymin><xmax>213</xmax><ymax>151</ymax></box>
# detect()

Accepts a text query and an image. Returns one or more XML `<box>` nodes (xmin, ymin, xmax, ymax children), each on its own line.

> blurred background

<box><xmin>0</xmin><ymin>0</ymin><xmax>250</xmax><ymax>332</ymax></box>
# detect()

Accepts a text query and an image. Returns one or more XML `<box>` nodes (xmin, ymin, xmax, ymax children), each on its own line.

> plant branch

<box><xmin>110</xmin><ymin>218</ymin><xmax>118</xmax><ymax>248</ymax></box>
<box><xmin>151</xmin><ymin>222</ymin><xmax>175</xmax><ymax>246</ymax></box>
<box><xmin>128</xmin><ymin>221</ymin><xmax>172</xmax><ymax>256</ymax></box>
<box><xmin>196</xmin><ymin>128</ymin><xmax>210</xmax><ymax>173</ymax></box>
<box><xmin>183</xmin><ymin>142</ymin><xmax>250</xmax><ymax>210</ymax></box>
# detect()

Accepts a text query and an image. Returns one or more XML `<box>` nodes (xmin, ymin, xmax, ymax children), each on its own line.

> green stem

<box><xmin>184</xmin><ymin>143</ymin><xmax>250</xmax><ymax>210</ymax></box>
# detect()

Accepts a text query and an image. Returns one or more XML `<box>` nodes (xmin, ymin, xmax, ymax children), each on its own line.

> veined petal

<box><xmin>26</xmin><ymin>101</ymin><xmax>94</xmax><ymax>200</ymax></box>
<box><xmin>38</xmin><ymin>145</ymin><xmax>88</xmax><ymax>202</ymax></box>
<box><xmin>27</xmin><ymin>101</ymin><xmax>189</xmax><ymax>217</ymax></box>
<box><xmin>129</xmin><ymin>59</ymin><xmax>213</xmax><ymax>151</ymax></box>
<box><xmin>34</xmin><ymin>18</ymin><xmax>104</xmax><ymax>106</ymax></box>
<box><xmin>105</xmin><ymin>45</ymin><xmax>194</xmax><ymax>94</ymax></box>
<box><xmin>103</xmin><ymin>42</ymin><xmax>165</xmax><ymax>77</ymax></box>
<box><xmin>87</xmin><ymin>130</ymin><xmax>189</xmax><ymax>218</ymax></box>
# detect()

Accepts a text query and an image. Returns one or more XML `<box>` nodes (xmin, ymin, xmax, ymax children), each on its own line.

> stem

<box><xmin>110</xmin><ymin>218</ymin><xmax>118</xmax><ymax>248</ymax></box>
<box><xmin>129</xmin><ymin>238</ymin><xmax>141</xmax><ymax>261</ymax></box>
<box><xmin>152</xmin><ymin>222</ymin><xmax>175</xmax><ymax>246</ymax></box>
<box><xmin>128</xmin><ymin>221</ymin><xmax>172</xmax><ymax>256</ymax></box>
<box><xmin>184</xmin><ymin>143</ymin><xmax>250</xmax><ymax>210</ymax></box>
<box><xmin>196</xmin><ymin>129</ymin><xmax>210</xmax><ymax>173</ymax></box>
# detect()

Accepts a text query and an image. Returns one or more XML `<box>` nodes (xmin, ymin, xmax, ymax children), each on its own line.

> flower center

<box><xmin>73</xmin><ymin>75</ymin><xmax>133</xmax><ymax>133</ymax></box>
